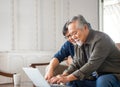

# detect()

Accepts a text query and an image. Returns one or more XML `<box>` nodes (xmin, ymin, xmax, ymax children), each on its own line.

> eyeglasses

<box><xmin>64</xmin><ymin>31</ymin><xmax>77</xmax><ymax>39</ymax></box>
<box><xmin>64</xmin><ymin>35</ymin><xmax>72</xmax><ymax>39</ymax></box>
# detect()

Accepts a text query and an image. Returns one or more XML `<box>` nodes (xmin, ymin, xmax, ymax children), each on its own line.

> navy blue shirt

<box><xmin>53</xmin><ymin>41</ymin><xmax>74</xmax><ymax>63</ymax></box>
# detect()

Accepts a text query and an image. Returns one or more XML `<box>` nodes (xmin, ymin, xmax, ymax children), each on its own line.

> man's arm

<box><xmin>45</xmin><ymin>41</ymin><xmax>74</xmax><ymax>80</ymax></box>
<box><xmin>48</xmin><ymin>58</ymin><xmax>59</xmax><ymax>72</ymax></box>
<box><xmin>53</xmin><ymin>41</ymin><xmax>74</xmax><ymax>62</ymax></box>
<box><xmin>45</xmin><ymin>58</ymin><xmax>59</xmax><ymax>80</ymax></box>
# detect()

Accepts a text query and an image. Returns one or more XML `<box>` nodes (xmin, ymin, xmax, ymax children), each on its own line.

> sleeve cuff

<box><xmin>72</xmin><ymin>70</ymin><xmax>85</xmax><ymax>80</ymax></box>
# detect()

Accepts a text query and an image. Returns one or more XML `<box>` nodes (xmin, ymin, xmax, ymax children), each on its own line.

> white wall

<box><xmin>0</xmin><ymin>0</ymin><xmax>12</xmax><ymax>51</ymax></box>
<box><xmin>0</xmin><ymin>0</ymin><xmax>99</xmax><ymax>51</ymax></box>
<box><xmin>69</xmin><ymin>0</ymin><xmax>98</xmax><ymax>30</ymax></box>
<box><xmin>0</xmin><ymin>0</ymin><xmax>99</xmax><ymax>83</ymax></box>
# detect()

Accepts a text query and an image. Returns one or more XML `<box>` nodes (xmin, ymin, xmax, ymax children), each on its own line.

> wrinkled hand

<box><xmin>56</xmin><ymin>75</ymin><xmax>70</xmax><ymax>84</ymax></box>
<box><xmin>49</xmin><ymin>76</ymin><xmax>60</xmax><ymax>84</ymax></box>
<box><xmin>49</xmin><ymin>75</ymin><xmax>69</xmax><ymax>84</ymax></box>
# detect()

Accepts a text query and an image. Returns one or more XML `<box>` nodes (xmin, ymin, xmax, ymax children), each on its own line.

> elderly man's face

<box><xmin>67</xmin><ymin>21</ymin><xmax>88</xmax><ymax>46</ymax></box>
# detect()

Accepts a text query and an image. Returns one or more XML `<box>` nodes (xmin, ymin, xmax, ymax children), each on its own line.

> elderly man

<box><xmin>45</xmin><ymin>21</ymin><xmax>92</xmax><ymax>87</ymax></box>
<box><xmin>49</xmin><ymin>15</ymin><xmax>120</xmax><ymax>87</ymax></box>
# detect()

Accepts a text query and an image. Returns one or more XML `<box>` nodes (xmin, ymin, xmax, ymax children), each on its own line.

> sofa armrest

<box><xmin>116</xmin><ymin>43</ymin><xmax>120</xmax><ymax>49</ymax></box>
<box><xmin>29</xmin><ymin>62</ymin><xmax>50</xmax><ymax>68</ymax></box>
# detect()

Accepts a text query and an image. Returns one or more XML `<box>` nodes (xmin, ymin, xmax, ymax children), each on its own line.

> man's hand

<box><xmin>49</xmin><ymin>75</ymin><xmax>60</xmax><ymax>84</ymax></box>
<box><xmin>49</xmin><ymin>74</ymin><xmax>67</xmax><ymax>84</ymax></box>
<box><xmin>45</xmin><ymin>58</ymin><xmax>59</xmax><ymax>81</ymax></box>
<box><xmin>49</xmin><ymin>74</ymin><xmax>77</xmax><ymax>84</ymax></box>
<box><xmin>56</xmin><ymin>75</ymin><xmax>70</xmax><ymax>84</ymax></box>
<box><xmin>45</xmin><ymin>70</ymin><xmax>54</xmax><ymax>81</ymax></box>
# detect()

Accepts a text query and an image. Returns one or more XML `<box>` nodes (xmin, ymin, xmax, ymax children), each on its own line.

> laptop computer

<box><xmin>23</xmin><ymin>67</ymin><xmax>68</xmax><ymax>87</ymax></box>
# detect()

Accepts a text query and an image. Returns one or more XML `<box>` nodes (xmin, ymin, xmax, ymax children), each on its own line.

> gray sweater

<box><xmin>64</xmin><ymin>29</ymin><xmax>120</xmax><ymax>80</ymax></box>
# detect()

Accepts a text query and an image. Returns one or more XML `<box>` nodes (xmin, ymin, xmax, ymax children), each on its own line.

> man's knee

<box><xmin>96</xmin><ymin>74</ymin><xmax>119</xmax><ymax>87</ymax></box>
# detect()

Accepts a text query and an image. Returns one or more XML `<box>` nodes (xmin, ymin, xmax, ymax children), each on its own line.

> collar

<box><xmin>84</xmin><ymin>29</ymin><xmax>94</xmax><ymax>45</ymax></box>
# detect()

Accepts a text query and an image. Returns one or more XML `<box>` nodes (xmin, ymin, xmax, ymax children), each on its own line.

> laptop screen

<box><xmin>23</xmin><ymin>67</ymin><xmax>68</xmax><ymax>87</ymax></box>
<box><xmin>23</xmin><ymin>67</ymin><xmax>50</xmax><ymax>87</ymax></box>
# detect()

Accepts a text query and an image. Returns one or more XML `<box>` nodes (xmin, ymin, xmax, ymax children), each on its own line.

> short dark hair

<box><xmin>62</xmin><ymin>22</ymin><xmax>68</xmax><ymax>36</ymax></box>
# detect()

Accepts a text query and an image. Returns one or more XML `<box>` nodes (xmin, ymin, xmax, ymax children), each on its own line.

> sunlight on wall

<box><xmin>104</xmin><ymin>0</ymin><xmax>120</xmax><ymax>43</ymax></box>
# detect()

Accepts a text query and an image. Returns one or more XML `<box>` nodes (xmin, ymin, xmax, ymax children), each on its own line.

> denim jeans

<box><xmin>66</xmin><ymin>74</ymin><xmax>120</xmax><ymax>87</ymax></box>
